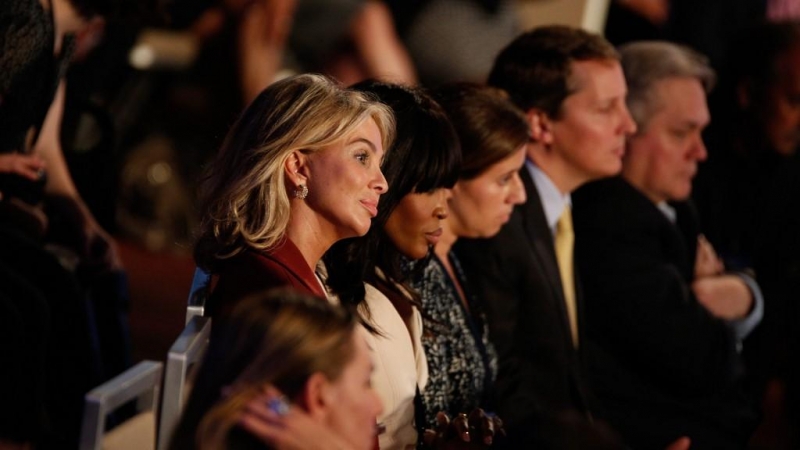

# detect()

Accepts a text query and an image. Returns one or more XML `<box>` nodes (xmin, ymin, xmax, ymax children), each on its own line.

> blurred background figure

<box><xmin>605</xmin><ymin>0</ymin><xmax>767</xmax><ymax>73</ymax></box>
<box><xmin>385</xmin><ymin>0</ymin><xmax>520</xmax><ymax>86</ymax></box>
<box><xmin>290</xmin><ymin>0</ymin><xmax>417</xmax><ymax>86</ymax></box>
<box><xmin>0</xmin><ymin>0</ymin><xmax>153</xmax><ymax>446</ymax></box>
<box><xmin>693</xmin><ymin>21</ymin><xmax>800</xmax><ymax>448</ymax></box>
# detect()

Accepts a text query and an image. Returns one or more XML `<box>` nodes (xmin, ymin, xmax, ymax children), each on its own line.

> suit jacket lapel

<box><xmin>519</xmin><ymin>169</ymin><xmax>574</xmax><ymax>345</ymax></box>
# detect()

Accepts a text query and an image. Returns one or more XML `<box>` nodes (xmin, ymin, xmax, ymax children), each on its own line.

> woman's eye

<box><xmin>499</xmin><ymin>174</ymin><xmax>513</xmax><ymax>186</ymax></box>
<box><xmin>355</xmin><ymin>152</ymin><xmax>369</xmax><ymax>164</ymax></box>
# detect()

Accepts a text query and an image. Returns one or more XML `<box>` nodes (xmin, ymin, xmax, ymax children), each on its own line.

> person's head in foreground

<box><xmin>170</xmin><ymin>288</ymin><xmax>381</xmax><ymax>450</ymax></box>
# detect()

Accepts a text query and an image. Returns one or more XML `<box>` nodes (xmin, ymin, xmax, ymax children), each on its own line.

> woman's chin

<box><xmin>340</xmin><ymin>223</ymin><xmax>372</xmax><ymax>240</ymax></box>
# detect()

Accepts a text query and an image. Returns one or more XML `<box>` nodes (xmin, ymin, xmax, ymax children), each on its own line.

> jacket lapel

<box><xmin>269</xmin><ymin>239</ymin><xmax>327</xmax><ymax>298</ymax></box>
<box><xmin>518</xmin><ymin>169</ymin><xmax>574</xmax><ymax>345</ymax></box>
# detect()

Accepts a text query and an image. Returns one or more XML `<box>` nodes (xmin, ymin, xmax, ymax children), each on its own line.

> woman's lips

<box><xmin>425</xmin><ymin>228</ymin><xmax>443</xmax><ymax>246</ymax></box>
<box><xmin>360</xmin><ymin>200</ymin><xmax>378</xmax><ymax>217</ymax></box>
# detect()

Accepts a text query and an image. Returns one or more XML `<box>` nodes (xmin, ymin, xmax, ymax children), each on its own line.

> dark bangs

<box><xmin>396</xmin><ymin>101</ymin><xmax>461</xmax><ymax>194</ymax></box>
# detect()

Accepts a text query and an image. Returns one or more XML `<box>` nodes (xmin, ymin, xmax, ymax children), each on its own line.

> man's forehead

<box><xmin>566</xmin><ymin>59</ymin><xmax>625</xmax><ymax>97</ymax></box>
<box><xmin>654</xmin><ymin>77</ymin><xmax>710</xmax><ymax>125</ymax></box>
<box><xmin>569</xmin><ymin>57</ymin><xmax>620</xmax><ymax>73</ymax></box>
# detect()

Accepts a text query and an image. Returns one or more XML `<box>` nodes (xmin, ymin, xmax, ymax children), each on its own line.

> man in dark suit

<box><xmin>455</xmin><ymin>26</ymin><xmax>637</xmax><ymax>447</ymax></box>
<box><xmin>572</xmin><ymin>41</ymin><xmax>763</xmax><ymax>449</ymax></box>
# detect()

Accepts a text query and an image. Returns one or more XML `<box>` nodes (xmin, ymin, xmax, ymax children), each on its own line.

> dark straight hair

<box><xmin>324</xmin><ymin>80</ymin><xmax>461</xmax><ymax>327</ymax></box>
<box><xmin>488</xmin><ymin>25</ymin><xmax>619</xmax><ymax>118</ymax></box>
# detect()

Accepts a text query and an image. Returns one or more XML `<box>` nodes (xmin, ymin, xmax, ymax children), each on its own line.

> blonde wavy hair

<box><xmin>194</xmin><ymin>74</ymin><xmax>395</xmax><ymax>271</ymax></box>
<box><xmin>168</xmin><ymin>288</ymin><xmax>357</xmax><ymax>450</ymax></box>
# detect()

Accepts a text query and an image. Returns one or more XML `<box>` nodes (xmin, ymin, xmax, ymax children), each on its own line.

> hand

<box><xmin>692</xmin><ymin>275</ymin><xmax>753</xmax><ymax>320</ymax></box>
<box><xmin>0</xmin><ymin>153</ymin><xmax>45</xmax><ymax>193</ymax></box>
<box><xmin>82</xmin><ymin>217</ymin><xmax>123</xmax><ymax>272</ymax></box>
<box><xmin>44</xmin><ymin>195</ymin><xmax>123</xmax><ymax>273</ymax></box>
<box><xmin>239</xmin><ymin>386</ymin><xmax>357</xmax><ymax>450</ymax></box>
<box><xmin>665</xmin><ymin>436</ymin><xmax>691</xmax><ymax>450</ymax></box>
<box><xmin>694</xmin><ymin>234</ymin><xmax>724</xmax><ymax>279</ymax></box>
<box><xmin>423</xmin><ymin>409</ymin><xmax>504</xmax><ymax>449</ymax></box>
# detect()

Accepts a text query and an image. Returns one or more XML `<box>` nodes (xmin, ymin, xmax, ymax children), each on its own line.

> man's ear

<box><xmin>284</xmin><ymin>150</ymin><xmax>310</xmax><ymax>187</ymax></box>
<box><xmin>299</xmin><ymin>372</ymin><xmax>333</xmax><ymax>421</ymax></box>
<box><xmin>526</xmin><ymin>109</ymin><xmax>554</xmax><ymax>146</ymax></box>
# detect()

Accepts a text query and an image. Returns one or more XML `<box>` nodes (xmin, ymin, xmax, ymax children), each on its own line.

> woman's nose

<box><xmin>509</xmin><ymin>173</ymin><xmax>527</xmax><ymax>205</ymax></box>
<box><xmin>373</xmin><ymin>168</ymin><xmax>388</xmax><ymax>194</ymax></box>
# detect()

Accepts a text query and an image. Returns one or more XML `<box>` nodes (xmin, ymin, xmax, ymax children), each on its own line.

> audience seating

<box><xmin>157</xmin><ymin>315</ymin><xmax>212</xmax><ymax>450</ymax></box>
<box><xmin>79</xmin><ymin>360</ymin><xmax>163</xmax><ymax>450</ymax></box>
<box><xmin>185</xmin><ymin>267</ymin><xmax>210</xmax><ymax>324</ymax></box>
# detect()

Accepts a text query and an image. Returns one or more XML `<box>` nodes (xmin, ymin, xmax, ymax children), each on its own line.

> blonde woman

<box><xmin>194</xmin><ymin>74</ymin><xmax>394</xmax><ymax>316</ymax></box>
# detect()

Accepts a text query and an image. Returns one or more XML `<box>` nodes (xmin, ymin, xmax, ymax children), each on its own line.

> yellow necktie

<box><xmin>555</xmin><ymin>206</ymin><xmax>579</xmax><ymax>348</ymax></box>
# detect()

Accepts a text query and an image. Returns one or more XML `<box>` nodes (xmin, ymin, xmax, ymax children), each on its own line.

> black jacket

<box><xmin>572</xmin><ymin>177</ymin><xmax>757</xmax><ymax>449</ymax></box>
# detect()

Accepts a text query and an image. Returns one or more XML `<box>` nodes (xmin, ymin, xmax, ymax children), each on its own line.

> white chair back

<box><xmin>79</xmin><ymin>360</ymin><xmax>163</xmax><ymax>450</ymax></box>
<box><xmin>157</xmin><ymin>315</ymin><xmax>212</xmax><ymax>450</ymax></box>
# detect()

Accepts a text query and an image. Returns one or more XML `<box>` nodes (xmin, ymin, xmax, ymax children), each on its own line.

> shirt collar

<box><xmin>527</xmin><ymin>160</ymin><xmax>571</xmax><ymax>236</ymax></box>
<box><xmin>656</xmin><ymin>201</ymin><xmax>677</xmax><ymax>224</ymax></box>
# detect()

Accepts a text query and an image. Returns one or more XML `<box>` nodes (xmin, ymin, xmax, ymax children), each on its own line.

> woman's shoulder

<box><xmin>221</xmin><ymin>249</ymin><xmax>294</xmax><ymax>280</ymax></box>
<box><xmin>209</xmin><ymin>248</ymin><xmax>323</xmax><ymax>317</ymax></box>
<box><xmin>363</xmin><ymin>283</ymin><xmax>415</xmax><ymax>324</ymax></box>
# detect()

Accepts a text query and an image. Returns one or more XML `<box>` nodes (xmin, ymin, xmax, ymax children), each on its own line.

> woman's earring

<box><xmin>295</xmin><ymin>184</ymin><xmax>308</xmax><ymax>200</ymax></box>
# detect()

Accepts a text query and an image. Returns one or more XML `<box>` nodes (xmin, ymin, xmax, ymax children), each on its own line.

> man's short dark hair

<box><xmin>488</xmin><ymin>25</ymin><xmax>619</xmax><ymax>118</ymax></box>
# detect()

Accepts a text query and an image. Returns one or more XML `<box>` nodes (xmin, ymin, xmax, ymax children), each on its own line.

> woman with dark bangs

<box><xmin>323</xmin><ymin>81</ymin><xmax>460</xmax><ymax>450</ymax></box>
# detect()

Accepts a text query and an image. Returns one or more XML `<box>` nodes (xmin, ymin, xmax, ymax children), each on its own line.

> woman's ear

<box><xmin>526</xmin><ymin>109</ymin><xmax>554</xmax><ymax>146</ymax></box>
<box><xmin>284</xmin><ymin>150</ymin><xmax>310</xmax><ymax>187</ymax></box>
<box><xmin>299</xmin><ymin>372</ymin><xmax>333</xmax><ymax>421</ymax></box>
